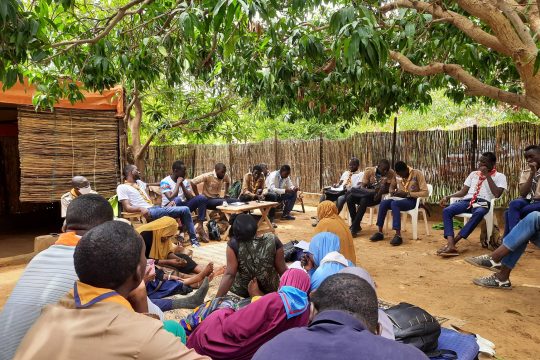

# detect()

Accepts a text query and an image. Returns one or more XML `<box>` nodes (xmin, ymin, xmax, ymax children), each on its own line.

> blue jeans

<box><xmin>442</xmin><ymin>199</ymin><xmax>489</xmax><ymax>238</ymax></box>
<box><xmin>266</xmin><ymin>191</ymin><xmax>297</xmax><ymax>218</ymax></box>
<box><xmin>175</xmin><ymin>195</ymin><xmax>208</xmax><ymax>222</ymax></box>
<box><xmin>376</xmin><ymin>198</ymin><xmax>417</xmax><ymax>230</ymax></box>
<box><xmin>206</xmin><ymin>197</ymin><xmax>240</xmax><ymax>210</ymax></box>
<box><xmin>148</xmin><ymin>206</ymin><xmax>196</xmax><ymax>241</ymax></box>
<box><xmin>151</xmin><ymin>298</ymin><xmax>173</xmax><ymax>312</ymax></box>
<box><xmin>501</xmin><ymin>212</ymin><xmax>540</xmax><ymax>268</ymax></box>
<box><xmin>503</xmin><ymin>198</ymin><xmax>540</xmax><ymax>236</ymax></box>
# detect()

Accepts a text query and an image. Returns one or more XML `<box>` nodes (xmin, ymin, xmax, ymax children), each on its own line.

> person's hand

<box><xmin>166</xmin><ymin>201</ymin><xmax>176</xmax><ymax>208</ymax></box>
<box><xmin>529</xmin><ymin>162</ymin><xmax>538</xmax><ymax>173</ymax></box>
<box><xmin>285</xmin><ymin>188</ymin><xmax>294</xmax><ymax>194</ymax></box>
<box><xmin>140</xmin><ymin>207</ymin><xmax>150</xmax><ymax>219</ymax></box>
<box><xmin>143</xmin><ymin>265</ymin><xmax>155</xmax><ymax>283</ymax></box>
<box><xmin>257</xmin><ymin>194</ymin><xmax>265</xmax><ymax>201</ymax></box>
<box><xmin>176</xmin><ymin>177</ymin><xmax>185</xmax><ymax>185</ymax></box>
<box><xmin>393</xmin><ymin>190</ymin><xmax>408</xmax><ymax>198</ymax></box>
<box><xmin>301</xmin><ymin>253</ymin><xmax>314</xmax><ymax>271</ymax></box>
<box><xmin>248</xmin><ymin>278</ymin><xmax>264</xmax><ymax>297</ymax></box>
<box><xmin>332</xmin><ymin>183</ymin><xmax>339</xmax><ymax>188</ymax></box>
<box><xmin>439</xmin><ymin>196</ymin><xmax>449</xmax><ymax>207</ymax></box>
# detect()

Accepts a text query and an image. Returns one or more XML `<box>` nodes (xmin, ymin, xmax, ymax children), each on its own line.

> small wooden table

<box><xmin>217</xmin><ymin>201</ymin><xmax>279</xmax><ymax>234</ymax></box>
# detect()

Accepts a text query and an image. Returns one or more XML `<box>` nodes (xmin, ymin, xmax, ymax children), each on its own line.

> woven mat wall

<box><xmin>18</xmin><ymin>106</ymin><xmax>120</xmax><ymax>202</ymax></box>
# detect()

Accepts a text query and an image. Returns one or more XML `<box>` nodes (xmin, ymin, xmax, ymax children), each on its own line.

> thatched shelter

<box><xmin>0</xmin><ymin>80</ymin><xmax>124</xmax><ymax>215</ymax></box>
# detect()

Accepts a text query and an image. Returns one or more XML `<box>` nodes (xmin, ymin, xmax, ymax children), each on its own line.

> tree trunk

<box><xmin>128</xmin><ymin>94</ymin><xmax>146</xmax><ymax>170</ymax></box>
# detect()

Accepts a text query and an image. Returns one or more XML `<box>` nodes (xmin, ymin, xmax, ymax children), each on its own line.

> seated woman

<box><xmin>314</xmin><ymin>201</ymin><xmax>357</xmax><ymax>264</ymax></box>
<box><xmin>187</xmin><ymin>269</ymin><xmax>311</xmax><ymax>360</ymax></box>
<box><xmin>137</xmin><ymin>217</ymin><xmax>214</xmax><ymax>276</ymax></box>
<box><xmin>339</xmin><ymin>267</ymin><xmax>395</xmax><ymax>340</ymax></box>
<box><xmin>216</xmin><ymin>214</ymin><xmax>287</xmax><ymax>298</ymax></box>
<box><xmin>301</xmin><ymin>232</ymin><xmax>354</xmax><ymax>291</ymax></box>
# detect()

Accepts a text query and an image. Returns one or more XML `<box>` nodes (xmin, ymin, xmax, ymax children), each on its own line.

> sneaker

<box><xmin>281</xmin><ymin>214</ymin><xmax>296</xmax><ymax>220</ymax></box>
<box><xmin>370</xmin><ymin>232</ymin><xmax>384</xmax><ymax>242</ymax></box>
<box><xmin>390</xmin><ymin>235</ymin><xmax>403</xmax><ymax>246</ymax></box>
<box><xmin>191</xmin><ymin>239</ymin><xmax>201</xmax><ymax>248</ymax></box>
<box><xmin>473</xmin><ymin>274</ymin><xmax>512</xmax><ymax>290</ymax></box>
<box><xmin>465</xmin><ymin>255</ymin><xmax>501</xmax><ymax>271</ymax></box>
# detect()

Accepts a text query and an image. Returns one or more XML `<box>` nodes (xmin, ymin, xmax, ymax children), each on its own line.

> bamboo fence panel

<box><xmin>144</xmin><ymin>122</ymin><xmax>540</xmax><ymax>206</ymax></box>
<box><xmin>18</xmin><ymin>107</ymin><xmax>120</xmax><ymax>202</ymax></box>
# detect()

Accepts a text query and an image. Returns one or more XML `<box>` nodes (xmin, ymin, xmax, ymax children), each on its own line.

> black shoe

<box><xmin>390</xmin><ymin>235</ymin><xmax>403</xmax><ymax>246</ymax></box>
<box><xmin>473</xmin><ymin>274</ymin><xmax>512</xmax><ymax>289</ymax></box>
<box><xmin>281</xmin><ymin>214</ymin><xmax>296</xmax><ymax>220</ymax></box>
<box><xmin>369</xmin><ymin>232</ymin><xmax>384</xmax><ymax>242</ymax></box>
<box><xmin>465</xmin><ymin>255</ymin><xmax>501</xmax><ymax>271</ymax></box>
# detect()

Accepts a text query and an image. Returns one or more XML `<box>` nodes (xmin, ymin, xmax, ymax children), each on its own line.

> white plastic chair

<box><xmin>450</xmin><ymin>195</ymin><xmax>499</xmax><ymax>240</ymax></box>
<box><xmin>386</xmin><ymin>184</ymin><xmax>433</xmax><ymax>240</ymax></box>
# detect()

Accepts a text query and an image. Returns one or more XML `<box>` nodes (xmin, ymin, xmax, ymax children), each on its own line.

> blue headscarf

<box><xmin>277</xmin><ymin>269</ymin><xmax>311</xmax><ymax>319</ymax></box>
<box><xmin>309</xmin><ymin>232</ymin><xmax>341</xmax><ymax>267</ymax></box>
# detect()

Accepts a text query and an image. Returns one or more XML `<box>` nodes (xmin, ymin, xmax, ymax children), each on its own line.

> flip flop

<box><xmin>437</xmin><ymin>248</ymin><xmax>459</xmax><ymax>257</ymax></box>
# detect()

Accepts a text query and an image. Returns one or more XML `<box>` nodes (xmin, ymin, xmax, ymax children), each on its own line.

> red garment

<box><xmin>468</xmin><ymin>168</ymin><xmax>497</xmax><ymax>209</ymax></box>
<box><xmin>187</xmin><ymin>269</ymin><xmax>310</xmax><ymax>360</ymax></box>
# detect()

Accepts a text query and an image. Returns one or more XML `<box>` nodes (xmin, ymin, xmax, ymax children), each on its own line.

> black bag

<box><xmin>207</xmin><ymin>219</ymin><xmax>221</xmax><ymax>241</ymax></box>
<box><xmin>384</xmin><ymin>302</ymin><xmax>441</xmax><ymax>353</ymax></box>
<box><xmin>283</xmin><ymin>240</ymin><xmax>299</xmax><ymax>262</ymax></box>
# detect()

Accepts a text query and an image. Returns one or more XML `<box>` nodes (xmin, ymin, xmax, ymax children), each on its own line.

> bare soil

<box><xmin>1</xmin><ymin>205</ymin><xmax>539</xmax><ymax>359</ymax></box>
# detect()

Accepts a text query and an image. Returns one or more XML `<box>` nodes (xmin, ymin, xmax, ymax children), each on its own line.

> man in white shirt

<box><xmin>117</xmin><ymin>164</ymin><xmax>200</xmax><ymax>247</ymax></box>
<box><xmin>321</xmin><ymin>157</ymin><xmax>362</xmax><ymax>213</ymax></box>
<box><xmin>265</xmin><ymin>164</ymin><xmax>298</xmax><ymax>221</ymax></box>
<box><xmin>161</xmin><ymin>161</ymin><xmax>209</xmax><ymax>242</ymax></box>
<box><xmin>437</xmin><ymin>152</ymin><xmax>507</xmax><ymax>256</ymax></box>
<box><xmin>60</xmin><ymin>176</ymin><xmax>97</xmax><ymax>218</ymax></box>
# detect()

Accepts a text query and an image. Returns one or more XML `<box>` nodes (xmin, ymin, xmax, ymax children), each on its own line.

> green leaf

<box><xmin>405</xmin><ymin>23</ymin><xmax>415</xmax><ymax>37</ymax></box>
<box><xmin>158</xmin><ymin>46</ymin><xmax>168</xmax><ymax>57</ymax></box>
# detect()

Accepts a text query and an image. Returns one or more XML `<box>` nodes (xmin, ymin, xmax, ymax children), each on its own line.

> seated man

<box><xmin>60</xmin><ymin>175</ymin><xmax>96</xmax><ymax>218</ymax></box>
<box><xmin>466</xmin><ymin>211</ymin><xmax>540</xmax><ymax>290</ymax></box>
<box><xmin>265</xmin><ymin>164</ymin><xmax>299</xmax><ymax>221</ymax></box>
<box><xmin>191</xmin><ymin>163</ymin><xmax>238</xmax><ymax>210</ymax></box>
<box><xmin>321</xmin><ymin>157</ymin><xmax>362</xmax><ymax>214</ymax></box>
<box><xmin>239</xmin><ymin>164</ymin><xmax>266</xmax><ymax>202</ymax></box>
<box><xmin>161</xmin><ymin>160</ymin><xmax>209</xmax><ymax>242</ymax></box>
<box><xmin>370</xmin><ymin>161</ymin><xmax>429</xmax><ymax>246</ymax></box>
<box><xmin>253</xmin><ymin>273</ymin><xmax>428</xmax><ymax>360</ymax></box>
<box><xmin>0</xmin><ymin>194</ymin><xmax>160</xmax><ymax>360</ymax></box>
<box><xmin>503</xmin><ymin>145</ymin><xmax>540</xmax><ymax>237</ymax></box>
<box><xmin>260</xmin><ymin>163</ymin><xmax>270</xmax><ymax>178</ymax></box>
<box><xmin>438</xmin><ymin>152</ymin><xmax>507</xmax><ymax>256</ymax></box>
<box><xmin>13</xmin><ymin>221</ymin><xmax>209</xmax><ymax>360</ymax></box>
<box><xmin>118</xmin><ymin>164</ymin><xmax>200</xmax><ymax>247</ymax></box>
<box><xmin>347</xmin><ymin>159</ymin><xmax>395</xmax><ymax>237</ymax></box>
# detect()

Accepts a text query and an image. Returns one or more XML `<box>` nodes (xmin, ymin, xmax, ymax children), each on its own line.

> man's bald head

<box><xmin>72</xmin><ymin>176</ymin><xmax>89</xmax><ymax>189</ymax></box>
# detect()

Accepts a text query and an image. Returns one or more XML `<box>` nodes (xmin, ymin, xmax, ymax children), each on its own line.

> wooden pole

<box><xmin>319</xmin><ymin>133</ymin><xmax>324</xmax><ymax>190</ymax></box>
<box><xmin>471</xmin><ymin>124</ymin><xmax>478</xmax><ymax>171</ymax></box>
<box><xmin>274</xmin><ymin>129</ymin><xmax>279</xmax><ymax>170</ymax></box>
<box><xmin>391</xmin><ymin>116</ymin><xmax>398</xmax><ymax>167</ymax></box>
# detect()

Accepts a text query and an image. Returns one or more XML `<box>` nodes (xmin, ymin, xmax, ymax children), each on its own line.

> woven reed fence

<box><xmin>18</xmin><ymin>107</ymin><xmax>120</xmax><ymax>202</ymax></box>
<box><xmin>144</xmin><ymin>122</ymin><xmax>540</xmax><ymax>207</ymax></box>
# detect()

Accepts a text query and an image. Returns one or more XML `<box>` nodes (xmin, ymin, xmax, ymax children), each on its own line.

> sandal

<box><xmin>437</xmin><ymin>246</ymin><xmax>459</xmax><ymax>257</ymax></box>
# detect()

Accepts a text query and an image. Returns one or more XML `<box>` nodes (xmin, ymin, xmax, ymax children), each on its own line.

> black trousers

<box><xmin>346</xmin><ymin>192</ymin><xmax>379</xmax><ymax>232</ymax></box>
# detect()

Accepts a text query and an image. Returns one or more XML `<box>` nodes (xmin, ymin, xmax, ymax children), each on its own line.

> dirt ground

<box><xmin>1</xmin><ymin>205</ymin><xmax>539</xmax><ymax>360</ymax></box>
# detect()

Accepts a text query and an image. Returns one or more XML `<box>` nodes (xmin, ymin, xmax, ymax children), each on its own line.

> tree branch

<box><xmin>389</xmin><ymin>50</ymin><xmax>531</xmax><ymax>109</ymax></box>
<box><xmin>51</xmin><ymin>0</ymin><xmax>155</xmax><ymax>49</ymax></box>
<box><xmin>496</xmin><ymin>0</ymin><xmax>536</xmax><ymax>52</ymax></box>
<box><xmin>379</xmin><ymin>0</ymin><xmax>511</xmax><ymax>56</ymax></box>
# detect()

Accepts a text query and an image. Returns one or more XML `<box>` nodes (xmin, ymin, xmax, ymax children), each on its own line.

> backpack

<box><xmin>228</xmin><ymin>180</ymin><xmax>242</xmax><ymax>199</ymax></box>
<box><xmin>108</xmin><ymin>194</ymin><xmax>119</xmax><ymax>217</ymax></box>
<box><xmin>207</xmin><ymin>219</ymin><xmax>221</xmax><ymax>241</ymax></box>
<box><xmin>384</xmin><ymin>302</ymin><xmax>441</xmax><ymax>353</ymax></box>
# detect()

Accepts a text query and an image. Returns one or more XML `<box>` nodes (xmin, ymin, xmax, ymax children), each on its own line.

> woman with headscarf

<box><xmin>314</xmin><ymin>201</ymin><xmax>357</xmax><ymax>264</ymax></box>
<box><xmin>136</xmin><ymin>216</ymin><xmax>213</xmax><ymax>276</ymax></box>
<box><xmin>216</xmin><ymin>214</ymin><xmax>287</xmax><ymax>298</ymax></box>
<box><xmin>339</xmin><ymin>267</ymin><xmax>395</xmax><ymax>340</ymax></box>
<box><xmin>301</xmin><ymin>232</ymin><xmax>354</xmax><ymax>291</ymax></box>
<box><xmin>187</xmin><ymin>269</ymin><xmax>311</xmax><ymax>360</ymax></box>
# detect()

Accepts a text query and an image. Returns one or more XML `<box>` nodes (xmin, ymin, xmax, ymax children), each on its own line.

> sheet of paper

<box><xmin>330</xmin><ymin>185</ymin><xmax>344</xmax><ymax>191</ymax></box>
<box><xmin>294</xmin><ymin>240</ymin><xmax>310</xmax><ymax>251</ymax></box>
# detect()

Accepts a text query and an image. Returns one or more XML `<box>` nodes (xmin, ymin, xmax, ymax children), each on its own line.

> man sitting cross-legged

<box><xmin>118</xmin><ymin>164</ymin><xmax>201</xmax><ymax>247</ymax></box>
<box><xmin>437</xmin><ymin>152</ymin><xmax>507</xmax><ymax>257</ymax></box>
<box><xmin>191</xmin><ymin>163</ymin><xmax>239</xmax><ymax>210</ymax></box>
<box><xmin>13</xmin><ymin>221</ymin><xmax>210</xmax><ymax>360</ymax></box>
<box><xmin>253</xmin><ymin>273</ymin><xmax>428</xmax><ymax>360</ymax></box>
<box><xmin>370</xmin><ymin>161</ymin><xmax>429</xmax><ymax>246</ymax></box>
<box><xmin>0</xmin><ymin>194</ymin><xmax>165</xmax><ymax>360</ymax></box>
<box><xmin>161</xmin><ymin>160</ymin><xmax>210</xmax><ymax>243</ymax></box>
<box><xmin>503</xmin><ymin>145</ymin><xmax>540</xmax><ymax>238</ymax></box>
<box><xmin>466</xmin><ymin>211</ymin><xmax>540</xmax><ymax>290</ymax></box>
<box><xmin>320</xmin><ymin>157</ymin><xmax>362</xmax><ymax>214</ymax></box>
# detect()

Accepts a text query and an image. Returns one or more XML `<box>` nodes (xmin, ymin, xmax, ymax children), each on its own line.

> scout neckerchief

<box><xmin>468</xmin><ymin>168</ymin><xmax>497</xmax><ymax>209</ymax></box>
<box><xmin>400</xmin><ymin>167</ymin><xmax>414</xmax><ymax>191</ymax></box>
<box><xmin>125</xmin><ymin>180</ymin><xmax>153</xmax><ymax>205</ymax></box>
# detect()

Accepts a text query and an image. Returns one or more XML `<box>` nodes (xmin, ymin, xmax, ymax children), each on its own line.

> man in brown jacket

<box><xmin>14</xmin><ymin>221</ymin><xmax>209</xmax><ymax>360</ymax></box>
<box><xmin>370</xmin><ymin>161</ymin><xmax>429</xmax><ymax>246</ymax></box>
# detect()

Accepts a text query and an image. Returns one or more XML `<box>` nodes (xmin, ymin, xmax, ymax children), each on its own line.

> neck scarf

<box><xmin>468</xmin><ymin>168</ymin><xmax>497</xmax><ymax>208</ymax></box>
<box><xmin>70</xmin><ymin>188</ymin><xmax>79</xmax><ymax>198</ymax></box>
<box><xmin>136</xmin><ymin>216</ymin><xmax>178</xmax><ymax>259</ymax></box>
<box><xmin>343</xmin><ymin>170</ymin><xmax>358</xmax><ymax>188</ymax></box>
<box><xmin>72</xmin><ymin>281</ymin><xmax>133</xmax><ymax>311</ymax></box>
<box><xmin>55</xmin><ymin>232</ymin><xmax>81</xmax><ymax>247</ymax></box>
<box><xmin>399</xmin><ymin>167</ymin><xmax>414</xmax><ymax>191</ymax></box>
<box><xmin>125</xmin><ymin>180</ymin><xmax>153</xmax><ymax>206</ymax></box>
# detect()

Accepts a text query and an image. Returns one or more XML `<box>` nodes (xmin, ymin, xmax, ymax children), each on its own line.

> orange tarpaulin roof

<box><xmin>0</xmin><ymin>80</ymin><xmax>124</xmax><ymax>117</ymax></box>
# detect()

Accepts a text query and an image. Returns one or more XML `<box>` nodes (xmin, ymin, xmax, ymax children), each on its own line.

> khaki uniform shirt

<box><xmin>391</xmin><ymin>168</ymin><xmax>429</xmax><ymax>198</ymax></box>
<box><xmin>14</xmin><ymin>286</ymin><xmax>209</xmax><ymax>360</ymax></box>
<box><xmin>519</xmin><ymin>169</ymin><xmax>540</xmax><ymax>199</ymax></box>
<box><xmin>241</xmin><ymin>173</ymin><xmax>267</xmax><ymax>197</ymax></box>
<box><xmin>362</xmin><ymin>167</ymin><xmax>396</xmax><ymax>190</ymax></box>
<box><xmin>191</xmin><ymin>171</ymin><xmax>230</xmax><ymax>198</ymax></box>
